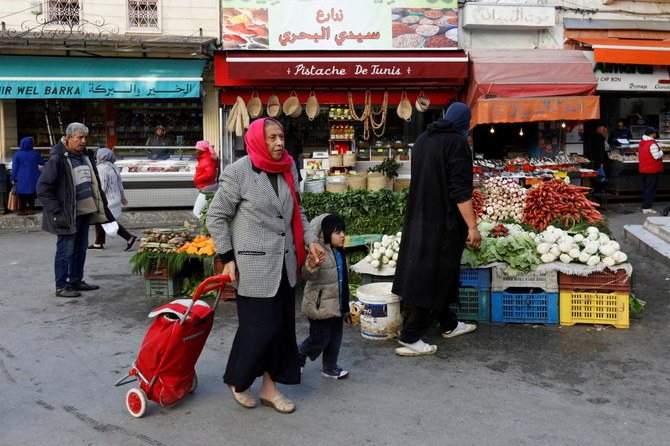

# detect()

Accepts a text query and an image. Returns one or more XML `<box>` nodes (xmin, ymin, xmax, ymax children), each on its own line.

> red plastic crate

<box><xmin>559</xmin><ymin>269</ymin><xmax>630</xmax><ymax>293</ymax></box>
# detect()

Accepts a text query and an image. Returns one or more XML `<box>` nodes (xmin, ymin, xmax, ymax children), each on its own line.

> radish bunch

<box><xmin>482</xmin><ymin>177</ymin><xmax>527</xmax><ymax>222</ymax></box>
<box><xmin>365</xmin><ymin>232</ymin><xmax>401</xmax><ymax>269</ymax></box>
<box><xmin>535</xmin><ymin>226</ymin><xmax>628</xmax><ymax>266</ymax></box>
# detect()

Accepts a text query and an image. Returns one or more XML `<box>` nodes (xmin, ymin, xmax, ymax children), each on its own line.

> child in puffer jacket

<box><xmin>298</xmin><ymin>214</ymin><xmax>350</xmax><ymax>379</ymax></box>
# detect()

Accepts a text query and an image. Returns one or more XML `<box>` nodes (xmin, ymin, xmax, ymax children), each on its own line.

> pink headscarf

<box><xmin>195</xmin><ymin>140</ymin><xmax>216</xmax><ymax>157</ymax></box>
<box><xmin>244</xmin><ymin>118</ymin><xmax>306</xmax><ymax>278</ymax></box>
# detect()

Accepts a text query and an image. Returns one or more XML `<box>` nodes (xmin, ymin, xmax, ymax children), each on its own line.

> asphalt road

<box><xmin>1</xmin><ymin>203</ymin><xmax>669</xmax><ymax>446</ymax></box>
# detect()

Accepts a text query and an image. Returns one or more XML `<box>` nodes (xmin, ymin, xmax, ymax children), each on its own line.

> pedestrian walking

<box><xmin>10</xmin><ymin>137</ymin><xmax>44</xmax><ymax>215</ymax></box>
<box><xmin>639</xmin><ymin>126</ymin><xmax>664</xmax><ymax>214</ymax></box>
<box><xmin>36</xmin><ymin>122</ymin><xmax>112</xmax><ymax>298</ymax></box>
<box><xmin>88</xmin><ymin>148</ymin><xmax>138</xmax><ymax>251</ymax></box>
<box><xmin>206</xmin><ymin>117</ymin><xmax>323</xmax><ymax>414</ymax></box>
<box><xmin>392</xmin><ymin>102</ymin><xmax>482</xmax><ymax>356</ymax></box>
<box><xmin>298</xmin><ymin>213</ymin><xmax>350</xmax><ymax>380</ymax></box>
<box><xmin>192</xmin><ymin>140</ymin><xmax>219</xmax><ymax>218</ymax></box>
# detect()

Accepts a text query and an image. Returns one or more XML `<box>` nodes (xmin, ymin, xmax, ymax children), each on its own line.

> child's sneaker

<box><xmin>298</xmin><ymin>353</ymin><xmax>306</xmax><ymax>375</ymax></box>
<box><xmin>321</xmin><ymin>366</ymin><xmax>349</xmax><ymax>380</ymax></box>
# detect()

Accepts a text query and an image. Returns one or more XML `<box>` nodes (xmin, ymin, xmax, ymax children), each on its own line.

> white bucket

<box><xmin>355</xmin><ymin>282</ymin><xmax>402</xmax><ymax>340</ymax></box>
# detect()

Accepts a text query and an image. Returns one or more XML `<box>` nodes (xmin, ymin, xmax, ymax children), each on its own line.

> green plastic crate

<box><xmin>145</xmin><ymin>277</ymin><xmax>182</xmax><ymax>298</ymax></box>
<box><xmin>450</xmin><ymin>287</ymin><xmax>491</xmax><ymax>323</ymax></box>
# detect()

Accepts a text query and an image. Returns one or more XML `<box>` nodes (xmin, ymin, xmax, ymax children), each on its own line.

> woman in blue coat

<box><xmin>11</xmin><ymin>137</ymin><xmax>45</xmax><ymax>215</ymax></box>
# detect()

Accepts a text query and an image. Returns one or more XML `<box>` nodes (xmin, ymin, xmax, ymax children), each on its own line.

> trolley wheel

<box><xmin>190</xmin><ymin>374</ymin><xmax>198</xmax><ymax>394</ymax></box>
<box><xmin>126</xmin><ymin>388</ymin><xmax>148</xmax><ymax>418</ymax></box>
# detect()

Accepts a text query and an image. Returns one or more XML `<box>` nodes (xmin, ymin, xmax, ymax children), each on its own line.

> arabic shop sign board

<box><xmin>584</xmin><ymin>51</ymin><xmax>670</xmax><ymax>92</ymax></box>
<box><xmin>222</xmin><ymin>0</ymin><xmax>460</xmax><ymax>50</ymax></box>
<box><xmin>0</xmin><ymin>80</ymin><xmax>200</xmax><ymax>99</ymax></box>
<box><xmin>471</xmin><ymin>96</ymin><xmax>600</xmax><ymax>127</ymax></box>
<box><xmin>461</xmin><ymin>4</ymin><xmax>555</xmax><ymax>30</ymax></box>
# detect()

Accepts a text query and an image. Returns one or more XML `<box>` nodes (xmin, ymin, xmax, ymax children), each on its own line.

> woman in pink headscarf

<box><xmin>206</xmin><ymin>118</ymin><xmax>324</xmax><ymax>414</ymax></box>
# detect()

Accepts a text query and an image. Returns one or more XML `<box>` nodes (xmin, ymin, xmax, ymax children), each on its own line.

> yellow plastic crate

<box><xmin>559</xmin><ymin>291</ymin><xmax>629</xmax><ymax>329</ymax></box>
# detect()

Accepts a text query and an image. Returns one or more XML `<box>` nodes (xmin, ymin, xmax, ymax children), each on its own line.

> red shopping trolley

<box><xmin>115</xmin><ymin>274</ymin><xmax>232</xmax><ymax>417</ymax></box>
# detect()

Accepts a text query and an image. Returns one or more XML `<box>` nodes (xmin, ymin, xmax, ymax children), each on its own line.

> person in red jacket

<box><xmin>192</xmin><ymin>140</ymin><xmax>220</xmax><ymax>217</ymax></box>
<box><xmin>638</xmin><ymin>127</ymin><xmax>664</xmax><ymax>214</ymax></box>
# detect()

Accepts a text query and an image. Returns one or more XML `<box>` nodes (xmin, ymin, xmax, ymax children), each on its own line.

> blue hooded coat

<box><xmin>392</xmin><ymin>102</ymin><xmax>474</xmax><ymax>310</ymax></box>
<box><xmin>11</xmin><ymin>137</ymin><xmax>45</xmax><ymax>194</ymax></box>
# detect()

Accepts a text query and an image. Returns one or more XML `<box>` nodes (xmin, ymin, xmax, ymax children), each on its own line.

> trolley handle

<box><xmin>181</xmin><ymin>274</ymin><xmax>231</xmax><ymax>325</ymax></box>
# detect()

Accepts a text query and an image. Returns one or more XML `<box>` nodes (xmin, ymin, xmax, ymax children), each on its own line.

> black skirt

<box><xmin>223</xmin><ymin>273</ymin><xmax>300</xmax><ymax>391</ymax></box>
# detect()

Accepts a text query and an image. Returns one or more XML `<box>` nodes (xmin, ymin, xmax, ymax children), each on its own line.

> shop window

<box><xmin>47</xmin><ymin>0</ymin><xmax>80</xmax><ymax>27</ymax></box>
<box><xmin>127</xmin><ymin>0</ymin><xmax>160</xmax><ymax>31</ymax></box>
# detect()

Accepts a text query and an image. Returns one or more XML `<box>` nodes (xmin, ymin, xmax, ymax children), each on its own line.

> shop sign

<box><xmin>585</xmin><ymin>51</ymin><xmax>670</xmax><ymax>92</ymax></box>
<box><xmin>461</xmin><ymin>4</ymin><xmax>555</xmax><ymax>30</ymax></box>
<box><xmin>0</xmin><ymin>80</ymin><xmax>200</xmax><ymax>99</ymax></box>
<box><xmin>221</xmin><ymin>0</ymin><xmax>460</xmax><ymax>51</ymax></box>
<box><xmin>472</xmin><ymin>95</ymin><xmax>600</xmax><ymax>126</ymax></box>
<box><xmin>226</xmin><ymin>55</ymin><xmax>467</xmax><ymax>80</ymax></box>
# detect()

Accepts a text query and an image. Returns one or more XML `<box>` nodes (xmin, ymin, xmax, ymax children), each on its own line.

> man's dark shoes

<box><xmin>71</xmin><ymin>281</ymin><xmax>100</xmax><ymax>291</ymax></box>
<box><xmin>55</xmin><ymin>288</ymin><xmax>81</xmax><ymax>298</ymax></box>
<box><xmin>125</xmin><ymin>236</ymin><xmax>138</xmax><ymax>252</ymax></box>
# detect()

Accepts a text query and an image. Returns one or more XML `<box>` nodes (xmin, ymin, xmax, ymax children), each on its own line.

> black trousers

<box><xmin>398</xmin><ymin>305</ymin><xmax>459</xmax><ymax>344</ymax></box>
<box><xmin>93</xmin><ymin>222</ymin><xmax>133</xmax><ymax>245</ymax></box>
<box><xmin>641</xmin><ymin>173</ymin><xmax>659</xmax><ymax>209</ymax></box>
<box><xmin>298</xmin><ymin>316</ymin><xmax>344</xmax><ymax>370</ymax></box>
<box><xmin>18</xmin><ymin>193</ymin><xmax>36</xmax><ymax>211</ymax></box>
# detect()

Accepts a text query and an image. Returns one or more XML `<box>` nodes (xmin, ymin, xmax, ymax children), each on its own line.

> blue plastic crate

<box><xmin>450</xmin><ymin>287</ymin><xmax>490</xmax><ymax>323</ymax></box>
<box><xmin>459</xmin><ymin>267</ymin><xmax>492</xmax><ymax>290</ymax></box>
<box><xmin>491</xmin><ymin>290</ymin><xmax>559</xmax><ymax>326</ymax></box>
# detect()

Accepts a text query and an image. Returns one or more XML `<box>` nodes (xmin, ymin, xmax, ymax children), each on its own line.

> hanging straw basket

<box><xmin>393</xmin><ymin>178</ymin><xmax>411</xmax><ymax>192</ymax></box>
<box><xmin>346</xmin><ymin>173</ymin><xmax>367</xmax><ymax>190</ymax></box>
<box><xmin>267</xmin><ymin>95</ymin><xmax>281</xmax><ymax>118</ymax></box>
<box><xmin>415</xmin><ymin>91</ymin><xmax>430</xmax><ymax>112</ymax></box>
<box><xmin>397</xmin><ymin>91</ymin><xmax>412</xmax><ymax>122</ymax></box>
<box><xmin>282</xmin><ymin>91</ymin><xmax>302</xmax><ymax>118</ymax></box>
<box><xmin>328</xmin><ymin>153</ymin><xmax>343</xmax><ymax>168</ymax></box>
<box><xmin>343</xmin><ymin>152</ymin><xmax>357</xmax><ymax>167</ymax></box>
<box><xmin>247</xmin><ymin>91</ymin><xmax>263</xmax><ymax>118</ymax></box>
<box><xmin>306</xmin><ymin>91</ymin><xmax>320</xmax><ymax>121</ymax></box>
<box><xmin>367</xmin><ymin>172</ymin><xmax>388</xmax><ymax>191</ymax></box>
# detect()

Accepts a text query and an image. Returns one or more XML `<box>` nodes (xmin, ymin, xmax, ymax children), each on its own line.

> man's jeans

<box><xmin>54</xmin><ymin>215</ymin><xmax>90</xmax><ymax>289</ymax></box>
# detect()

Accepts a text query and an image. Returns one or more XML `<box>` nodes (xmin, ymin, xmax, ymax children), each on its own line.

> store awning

<box><xmin>0</xmin><ymin>56</ymin><xmax>206</xmax><ymax>99</ymax></box>
<box><xmin>215</xmin><ymin>51</ymin><xmax>468</xmax><ymax>87</ymax></box>
<box><xmin>464</xmin><ymin>49</ymin><xmax>599</xmax><ymax>126</ymax></box>
<box><xmin>472</xmin><ymin>96</ymin><xmax>600</xmax><ymax>127</ymax></box>
<box><xmin>570</xmin><ymin>38</ymin><xmax>670</xmax><ymax>65</ymax></box>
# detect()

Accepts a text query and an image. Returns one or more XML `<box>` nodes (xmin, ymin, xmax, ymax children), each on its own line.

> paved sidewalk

<box><xmin>1</xmin><ymin>203</ymin><xmax>669</xmax><ymax>445</ymax></box>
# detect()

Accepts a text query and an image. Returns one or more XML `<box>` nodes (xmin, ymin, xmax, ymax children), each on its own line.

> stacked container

<box><xmin>451</xmin><ymin>268</ymin><xmax>492</xmax><ymax>323</ymax></box>
<box><xmin>558</xmin><ymin>268</ymin><xmax>630</xmax><ymax>328</ymax></box>
<box><xmin>491</xmin><ymin>268</ymin><xmax>559</xmax><ymax>325</ymax></box>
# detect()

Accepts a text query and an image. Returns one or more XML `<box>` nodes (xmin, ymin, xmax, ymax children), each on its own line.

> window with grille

<box><xmin>128</xmin><ymin>0</ymin><xmax>160</xmax><ymax>31</ymax></box>
<box><xmin>47</xmin><ymin>0</ymin><xmax>80</xmax><ymax>27</ymax></box>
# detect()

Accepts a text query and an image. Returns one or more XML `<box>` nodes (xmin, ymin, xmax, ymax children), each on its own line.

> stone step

<box><xmin>642</xmin><ymin>216</ymin><xmax>670</xmax><ymax>244</ymax></box>
<box><xmin>623</xmin><ymin>220</ymin><xmax>670</xmax><ymax>268</ymax></box>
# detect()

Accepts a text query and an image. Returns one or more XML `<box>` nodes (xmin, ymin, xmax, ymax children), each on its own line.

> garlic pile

<box><xmin>365</xmin><ymin>233</ymin><xmax>401</xmax><ymax>269</ymax></box>
<box><xmin>535</xmin><ymin>226</ymin><xmax>628</xmax><ymax>266</ymax></box>
<box><xmin>482</xmin><ymin>177</ymin><xmax>527</xmax><ymax>222</ymax></box>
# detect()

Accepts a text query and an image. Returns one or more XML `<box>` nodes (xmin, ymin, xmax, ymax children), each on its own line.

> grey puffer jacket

<box><xmin>301</xmin><ymin>213</ymin><xmax>349</xmax><ymax>320</ymax></box>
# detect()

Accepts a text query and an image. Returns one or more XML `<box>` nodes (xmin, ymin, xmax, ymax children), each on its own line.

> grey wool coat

<box><xmin>206</xmin><ymin>155</ymin><xmax>317</xmax><ymax>297</ymax></box>
<box><xmin>300</xmin><ymin>214</ymin><xmax>349</xmax><ymax>320</ymax></box>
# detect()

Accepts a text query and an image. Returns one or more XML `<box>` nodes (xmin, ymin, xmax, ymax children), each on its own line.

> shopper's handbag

<box><xmin>7</xmin><ymin>185</ymin><xmax>19</xmax><ymax>211</ymax></box>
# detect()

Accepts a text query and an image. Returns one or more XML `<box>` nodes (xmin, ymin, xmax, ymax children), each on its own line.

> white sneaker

<box><xmin>642</xmin><ymin>208</ymin><xmax>658</xmax><ymax>214</ymax></box>
<box><xmin>442</xmin><ymin>321</ymin><xmax>477</xmax><ymax>339</ymax></box>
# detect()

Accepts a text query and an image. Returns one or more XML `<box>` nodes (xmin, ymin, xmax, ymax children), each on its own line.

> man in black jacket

<box><xmin>37</xmin><ymin>122</ymin><xmax>110</xmax><ymax>297</ymax></box>
<box><xmin>145</xmin><ymin>125</ymin><xmax>172</xmax><ymax>160</ymax></box>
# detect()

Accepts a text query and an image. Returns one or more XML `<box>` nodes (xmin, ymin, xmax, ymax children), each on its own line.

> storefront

<box><xmin>568</xmin><ymin>39</ymin><xmax>670</xmax><ymax>199</ymax></box>
<box><xmin>0</xmin><ymin>55</ymin><xmax>210</xmax><ymax>207</ymax></box>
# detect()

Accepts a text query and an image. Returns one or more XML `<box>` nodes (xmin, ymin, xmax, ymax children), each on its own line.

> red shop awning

<box><xmin>570</xmin><ymin>38</ymin><xmax>670</xmax><ymax>66</ymax></box>
<box><xmin>463</xmin><ymin>49</ymin><xmax>599</xmax><ymax>127</ymax></box>
<box><xmin>214</xmin><ymin>50</ymin><xmax>468</xmax><ymax>88</ymax></box>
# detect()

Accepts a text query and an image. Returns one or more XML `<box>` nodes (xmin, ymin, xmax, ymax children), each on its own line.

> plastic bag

<box><xmin>102</xmin><ymin>221</ymin><xmax>119</xmax><ymax>237</ymax></box>
<box><xmin>595</xmin><ymin>167</ymin><xmax>607</xmax><ymax>183</ymax></box>
<box><xmin>7</xmin><ymin>185</ymin><xmax>19</xmax><ymax>211</ymax></box>
<box><xmin>192</xmin><ymin>193</ymin><xmax>208</xmax><ymax>218</ymax></box>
